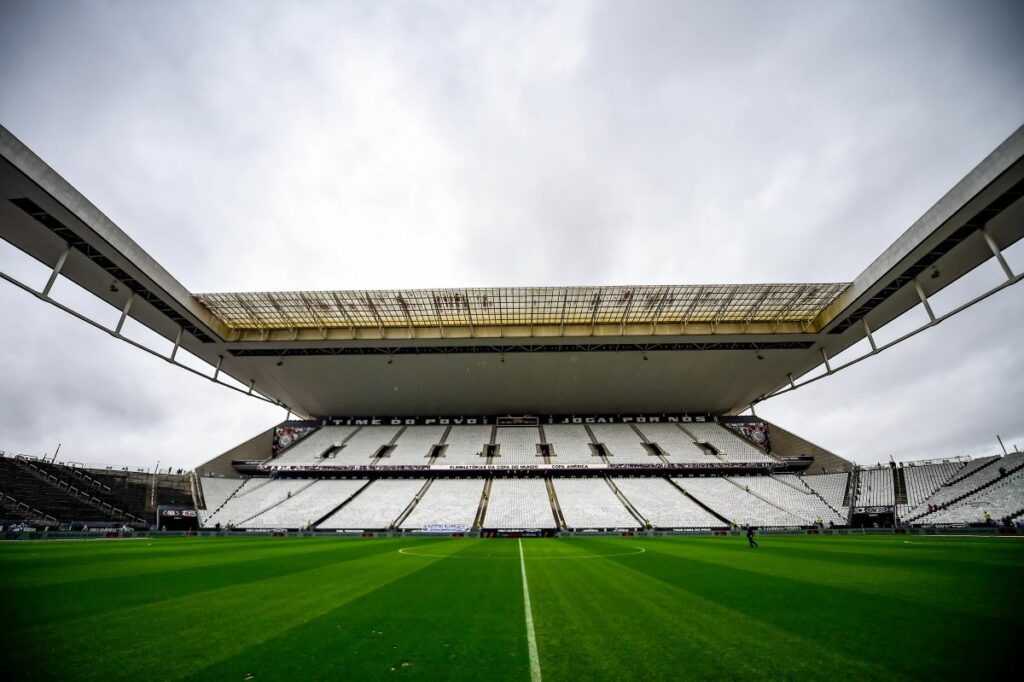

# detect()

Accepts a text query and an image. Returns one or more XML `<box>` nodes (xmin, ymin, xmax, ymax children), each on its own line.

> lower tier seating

<box><xmin>400</xmin><ymin>478</ymin><xmax>485</xmax><ymax>530</ymax></box>
<box><xmin>612</xmin><ymin>477</ymin><xmax>725</xmax><ymax>528</ymax></box>
<box><xmin>242</xmin><ymin>479</ymin><xmax>368</xmax><ymax>529</ymax></box>
<box><xmin>552</xmin><ymin>478</ymin><xmax>640</xmax><ymax>529</ymax></box>
<box><xmin>318</xmin><ymin>479</ymin><xmax>425</xmax><ymax>530</ymax></box>
<box><xmin>675</xmin><ymin>477</ymin><xmax>807</xmax><ymax>527</ymax></box>
<box><xmin>483</xmin><ymin>478</ymin><xmax>558</xmax><ymax>529</ymax></box>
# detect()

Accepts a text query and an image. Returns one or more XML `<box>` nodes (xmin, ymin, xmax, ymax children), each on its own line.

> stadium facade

<box><xmin>1</xmin><ymin>123</ymin><xmax>1023</xmax><ymax>534</ymax></box>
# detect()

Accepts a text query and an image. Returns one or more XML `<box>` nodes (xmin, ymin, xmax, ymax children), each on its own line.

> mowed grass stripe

<box><xmin>631</xmin><ymin>535</ymin><xmax>1024</xmax><ymax>620</ymax></box>
<box><xmin>1</xmin><ymin>539</ymin><xmax>465</xmax><ymax>681</ymax></box>
<box><xmin>184</xmin><ymin>539</ymin><xmax>530</xmax><ymax>682</ymax></box>
<box><xmin>524</xmin><ymin>536</ymin><xmax>887</xmax><ymax>681</ymax></box>
<box><xmin>602</xmin><ymin>537</ymin><xmax>1019</xmax><ymax>679</ymax></box>
<box><xmin>0</xmin><ymin>536</ymin><xmax>286</xmax><ymax>561</ymax></box>
<box><xmin>738</xmin><ymin>534</ymin><xmax>1024</xmax><ymax>567</ymax></box>
<box><xmin>0</xmin><ymin>538</ymin><xmax>411</xmax><ymax>630</ymax></box>
<box><xmin>0</xmin><ymin>537</ymin><xmax>376</xmax><ymax>588</ymax></box>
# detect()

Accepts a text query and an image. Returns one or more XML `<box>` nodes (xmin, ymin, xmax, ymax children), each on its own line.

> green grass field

<box><xmin>1</xmin><ymin>534</ymin><xmax>1021</xmax><ymax>681</ymax></box>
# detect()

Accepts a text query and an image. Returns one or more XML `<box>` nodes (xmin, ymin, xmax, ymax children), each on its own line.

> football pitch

<box><xmin>1</xmin><ymin>534</ymin><xmax>1020</xmax><ymax>681</ymax></box>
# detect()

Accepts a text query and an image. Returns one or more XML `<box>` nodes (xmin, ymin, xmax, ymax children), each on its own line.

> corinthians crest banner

<box><xmin>722</xmin><ymin>421</ymin><xmax>771</xmax><ymax>451</ymax></box>
<box><xmin>273</xmin><ymin>425</ymin><xmax>316</xmax><ymax>455</ymax></box>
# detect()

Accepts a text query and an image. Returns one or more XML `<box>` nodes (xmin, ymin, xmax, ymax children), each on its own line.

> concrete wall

<box><xmin>765</xmin><ymin>420</ymin><xmax>853</xmax><ymax>474</ymax></box>
<box><xmin>194</xmin><ymin>427</ymin><xmax>275</xmax><ymax>477</ymax></box>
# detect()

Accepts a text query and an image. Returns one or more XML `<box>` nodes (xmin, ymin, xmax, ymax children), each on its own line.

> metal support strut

<box><xmin>913</xmin><ymin>281</ymin><xmax>937</xmax><ymax>323</ymax></box>
<box><xmin>981</xmin><ymin>228</ymin><xmax>1015</xmax><ymax>281</ymax></box>
<box><xmin>862</xmin><ymin>318</ymin><xmax>877</xmax><ymax>352</ymax></box>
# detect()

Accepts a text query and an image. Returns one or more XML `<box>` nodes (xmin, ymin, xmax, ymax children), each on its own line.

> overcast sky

<box><xmin>1</xmin><ymin>0</ymin><xmax>1022</xmax><ymax>470</ymax></box>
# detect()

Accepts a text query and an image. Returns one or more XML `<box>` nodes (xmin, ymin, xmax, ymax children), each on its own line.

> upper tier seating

<box><xmin>945</xmin><ymin>456</ymin><xmax>1001</xmax><ymax>484</ymax></box>
<box><xmin>681</xmin><ymin>423</ymin><xmax>772</xmax><ymax>462</ymax></box>
<box><xmin>240</xmin><ymin>479</ymin><xmax>367</xmax><ymax>529</ymax></box>
<box><xmin>483</xmin><ymin>478</ymin><xmax>558</xmax><ymax>529</ymax></box>
<box><xmin>675</xmin><ymin>477</ymin><xmax>806</xmax><ymax>527</ymax></box>
<box><xmin>636</xmin><ymin>423</ymin><xmax>716</xmax><ymax>463</ymax></box>
<box><xmin>856</xmin><ymin>467</ymin><xmax>895</xmax><ymax>507</ymax></box>
<box><xmin>543</xmin><ymin>425</ymin><xmax>598</xmax><ymax>465</ymax></box>
<box><xmin>551</xmin><ymin>478</ymin><xmax>640</xmax><ymax>529</ymax></box>
<box><xmin>909</xmin><ymin>452</ymin><xmax>1024</xmax><ymax>519</ymax></box>
<box><xmin>0</xmin><ymin>456</ymin><xmax>123</xmax><ymax>524</ymax></box>
<box><xmin>380</xmin><ymin>426</ymin><xmax>446</xmax><ymax>466</ymax></box>
<box><xmin>318</xmin><ymin>478</ymin><xmax>425</xmax><ymax>529</ymax></box>
<box><xmin>495</xmin><ymin>427</ymin><xmax>542</xmax><ymax>465</ymax></box>
<box><xmin>801</xmin><ymin>472</ymin><xmax>849</xmax><ymax>519</ymax></box>
<box><xmin>330</xmin><ymin>425</ymin><xmax>402</xmax><ymax>465</ymax></box>
<box><xmin>612</xmin><ymin>477</ymin><xmax>725</xmax><ymax>528</ymax></box>
<box><xmin>923</xmin><ymin>469</ymin><xmax>1024</xmax><ymax>524</ymax></box>
<box><xmin>801</xmin><ymin>472</ymin><xmax>848</xmax><ymax>509</ymax></box>
<box><xmin>902</xmin><ymin>461</ymin><xmax>965</xmax><ymax>509</ymax></box>
<box><xmin>399</xmin><ymin>478</ymin><xmax>485</xmax><ymax>530</ymax></box>
<box><xmin>589</xmin><ymin>424</ymin><xmax>660</xmax><ymax>465</ymax></box>
<box><xmin>271</xmin><ymin>426</ymin><xmax>358</xmax><ymax>466</ymax></box>
<box><xmin>438</xmin><ymin>426</ymin><xmax>491</xmax><ymax>465</ymax></box>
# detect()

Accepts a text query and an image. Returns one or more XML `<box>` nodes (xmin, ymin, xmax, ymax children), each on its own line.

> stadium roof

<box><xmin>2</xmin><ymin>124</ymin><xmax>1022</xmax><ymax>417</ymax></box>
<box><xmin>195</xmin><ymin>283</ymin><xmax>849</xmax><ymax>337</ymax></box>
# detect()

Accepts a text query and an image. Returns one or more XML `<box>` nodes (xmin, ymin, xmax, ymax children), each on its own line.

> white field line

<box><xmin>519</xmin><ymin>538</ymin><xmax>542</xmax><ymax>682</ymax></box>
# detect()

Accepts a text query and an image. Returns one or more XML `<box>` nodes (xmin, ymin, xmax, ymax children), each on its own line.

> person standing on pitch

<box><xmin>746</xmin><ymin>525</ymin><xmax>758</xmax><ymax>549</ymax></box>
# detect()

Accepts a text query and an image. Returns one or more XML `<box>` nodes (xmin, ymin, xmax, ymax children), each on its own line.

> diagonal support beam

<box><xmin>169</xmin><ymin>326</ymin><xmax>183</xmax><ymax>361</ymax></box>
<box><xmin>913</xmin><ymin>280</ymin><xmax>937</xmax><ymax>323</ymax></box>
<box><xmin>42</xmin><ymin>244</ymin><xmax>73</xmax><ymax>297</ymax></box>
<box><xmin>981</xmin><ymin>227</ymin><xmax>1015</xmax><ymax>280</ymax></box>
<box><xmin>115</xmin><ymin>294</ymin><xmax>134</xmax><ymax>334</ymax></box>
<box><xmin>862</xmin><ymin>318</ymin><xmax>877</xmax><ymax>352</ymax></box>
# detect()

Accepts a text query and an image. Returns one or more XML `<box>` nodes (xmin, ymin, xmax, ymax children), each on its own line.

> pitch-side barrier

<box><xmin>3</xmin><ymin>526</ymin><xmax>1019</xmax><ymax>541</ymax></box>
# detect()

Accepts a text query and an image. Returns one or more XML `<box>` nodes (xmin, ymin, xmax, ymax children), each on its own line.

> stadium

<box><xmin>2</xmin><ymin>4</ymin><xmax>1024</xmax><ymax>681</ymax></box>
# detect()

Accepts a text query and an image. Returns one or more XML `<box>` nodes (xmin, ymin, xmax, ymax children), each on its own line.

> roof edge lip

<box><xmin>816</xmin><ymin>123</ymin><xmax>1024</xmax><ymax>332</ymax></box>
<box><xmin>1</xmin><ymin>123</ymin><xmax>231</xmax><ymax>342</ymax></box>
<box><xmin>194</xmin><ymin>282</ymin><xmax>852</xmax><ymax>297</ymax></box>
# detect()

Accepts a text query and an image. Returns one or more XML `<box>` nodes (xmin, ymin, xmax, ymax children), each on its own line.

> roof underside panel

<box><xmin>195</xmin><ymin>284</ymin><xmax>849</xmax><ymax>331</ymax></box>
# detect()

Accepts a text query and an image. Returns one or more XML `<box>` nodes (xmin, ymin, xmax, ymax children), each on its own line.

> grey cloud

<box><xmin>0</xmin><ymin>0</ymin><xmax>1022</xmax><ymax>468</ymax></box>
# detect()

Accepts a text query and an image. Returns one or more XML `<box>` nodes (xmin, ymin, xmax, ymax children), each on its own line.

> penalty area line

<box><xmin>519</xmin><ymin>538</ymin><xmax>542</xmax><ymax>682</ymax></box>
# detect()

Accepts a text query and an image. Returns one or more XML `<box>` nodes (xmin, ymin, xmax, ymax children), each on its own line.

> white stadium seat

<box><xmin>400</xmin><ymin>478</ymin><xmax>485</xmax><ymax>530</ymax></box>
<box><xmin>241</xmin><ymin>479</ymin><xmax>367</xmax><ymax>529</ymax></box>
<box><xmin>543</xmin><ymin>425</ymin><xmax>598</xmax><ymax>465</ymax></box>
<box><xmin>204</xmin><ymin>479</ymin><xmax>315</xmax><ymax>527</ymax></box>
<box><xmin>736</xmin><ymin>475</ymin><xmax>845</xmax><ymax>525</ymax></box>
<box><xmin>494</xmin><ymin>427</ymin><xmax>542</xmax><ymax>465</ymax></box>
<box><xmin>801</xmin><ymin>472</ymin><xmax>850</xmax><ymax>519</ymax></box>
<box><xmin>612</xmin><ymin>477</ymin><xmax>725</xmax><ymax>528</ymax></box>
<box><xmin>589</xmin><ymin>424</ymin><xmax>660</xmax><ymax>465</ymax></box>
<box><xmin>271</xmin><ymin>426</ymin><xmax>357</xmax><ymax>466</ymax></box>
<box><xmin>551</xmin><ymin>478</ymin><xmax>640</xmax><ymax>529</ymax></box>
<box><xmin>675</xmin><ymin>477</ymin><xmax>805</xmax><ymax>527</ymax></box>
<box><xmin>439</xmin><ymin>426</ymin><xmax>492</xmax><ymax>465</ymax></box>
<box><xmin>681</xmin><ymin>423</ymin><xmax>773</xmax><ymax>463</ymax></box>
<box><xmin>318</xmin><ymin>478</ymin><xmax>426</xmax><ymax>530</ymax></box>
<box><xmin>199</xmin><ymin>476</ymin><xmax>244</xmax><ymax>511</ymax></box>
<box><xmin>635</xmin><ymin>423</ymin><xmax>716</xmax><ymax>463</ymax></box>
<box><xmin>856</xmin><ymin>466</ymin><xmax>895</xmax><ymax>507</ymax></box>
<box><xmin>483</xmin><ymin>478</ymin><xmax>558</xmax><ymax>529</ymax></box>
<box><xmin>380</xmin><ymin>426</ymin><xmax>446</xmax><ymax>466</ymax></box>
